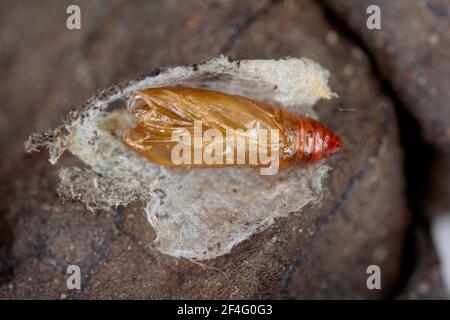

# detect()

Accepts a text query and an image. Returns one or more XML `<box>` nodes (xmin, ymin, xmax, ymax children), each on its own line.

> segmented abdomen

<box><xmin>296</xmin><ymin>116</ymin><xmax>342</xmax><ymax>162</ymax></box>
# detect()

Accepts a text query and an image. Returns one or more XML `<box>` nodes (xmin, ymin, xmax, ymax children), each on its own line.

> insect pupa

<box><xmin>122</xmin><ymin>87</ymin><xmax>342</xmax><ymax>172</ymax></box>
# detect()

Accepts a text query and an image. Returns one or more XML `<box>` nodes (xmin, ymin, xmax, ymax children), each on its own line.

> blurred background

<box><xmin>0</xmin><ymin>0</ymin><xmax>449</xmax><ymax>299</ymax></box>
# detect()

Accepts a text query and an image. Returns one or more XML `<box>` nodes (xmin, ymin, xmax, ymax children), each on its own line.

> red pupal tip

<box><xmin>328</xmin><ymin>133</ymin><xmax>343</xmax><ymax>155</ymax></box>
